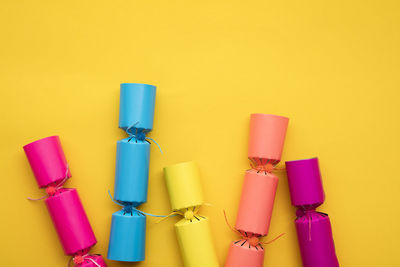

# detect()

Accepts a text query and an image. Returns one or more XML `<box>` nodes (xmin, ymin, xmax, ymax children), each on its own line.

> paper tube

<box><xmin>107</xmin><ymin>210</ymin><xmax>146</xmax><ymax>262</ymax></box>
<box><xmin>285</xmin><ymin>158</ymin><xmax>339</xmax><ymax>267</ymax></box>
<box><xmin>285</xmin><ymin>157</ymin><xmax>324</xmax><ymax>208</ymax></box>
<box><xmin>164</xmin><ymin>161</ymin><xmax>204</xmax><ymax>211</ymax></box>
<box><xmin>23</xmin><ymin>136</ymin><xmax>71</xmax><ymax>188</ymax></box>
<box><xmin>248</xmin><ymin>114</ymin><xmax>289</xmax><ymax>163</ymax></box>
<box><xmin>175</xmin><ymin>217</ymin><xmax>219</xmax><ymax>267</ymax></box>
<box><xmin>225</xmin><ymin>241</ymin><xmax>264</xmax><ymax>267</ymax></box>
<box><xmin>45</xmin><ymin>189</ymin><xmax>97</xmax><ymax>255</ymax></box>
<box><xmin>114</xmin><ymin>138</ymin><xmax>150</xmax><ymax>204</ymax></box>
<box><xmin>235</xmin><ymin>170</ymin><xmax>278</xmax><ymax>236</ymax></box>
<box><xmin>119</xmin><ymin>83</ymin><xmax>156</xmax><ymax>131</ymax></box>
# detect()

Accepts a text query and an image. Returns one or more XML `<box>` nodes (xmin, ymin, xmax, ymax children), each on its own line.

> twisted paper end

<box><xmin>157</xmin><ymin>203</ymin><xmax>213</xmax><ymax>224</ymax></box>
<box><xmin>296</xmin><ymin>207</ymin><xmax>329</xmax><ymax>242</ymax></box>
<box><xmin>248</xmin><ymin>158</ymin><xmax>285</xmax><ymax>176</ymax></box>
<box><xmin>68</xmin><ymin>253</ymin><xmax>102</xmax><ymax>267</ymax></box>
<box><xmin>224</xmin><ymin>210</ymin><xmax>285</xmax><ymax>249</ymax></box>
<box><xmin>125</xmin><ymin>122</ymin><xmax>163</xmax><ymax>154</ymax></box>
<box><xmin>27</xmin><ymin>164</ymin><xmax>70</xmax><ymax>201</ymax></box>
<box><xmin>108</xmin><ymin>190</ymin><xmax>168</xmax><ymax>218</ymax></box>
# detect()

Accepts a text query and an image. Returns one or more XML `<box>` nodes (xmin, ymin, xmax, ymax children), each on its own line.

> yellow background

<box><xmin>1</xmin><ymin>0</ymin><xmax>399</xmax><ymax>266</ymax></box>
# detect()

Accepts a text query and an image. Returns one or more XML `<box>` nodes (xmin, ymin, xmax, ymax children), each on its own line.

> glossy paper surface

<box><xmin>45</xmin><ymin>189</ymin><xmax>97</xmax><ymax>255</ymax></box>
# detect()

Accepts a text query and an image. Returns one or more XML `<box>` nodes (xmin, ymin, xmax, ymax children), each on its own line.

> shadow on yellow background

<box><xmin>1</xmin><ymin>0</ymin><xmax>399</xmax><ymax>266</ymax></box>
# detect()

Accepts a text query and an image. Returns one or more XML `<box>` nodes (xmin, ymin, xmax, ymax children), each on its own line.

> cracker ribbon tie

<box><xmin>297</xmin><ymin>208</ymin><xmax>326</xmax><ymax>242</ymax></box>
<box><xmin>68</xmin><ymin>253</ymin><xmax>101</xmax><ymax>267</ymax></box>
<box><xmin>249</xmin><ymin>160</ymin><xmax>285</xmax><ymax>175</ymax></box>
<box><xmin>126</xmin><ymin>122</ymin><xmax>163</xmax><ymax>154</ymax></box>
<box><xmin>223</xmin><ymin>210</ymin><xmax>285</xmax><ymax>249</ymax></box>
<box><xmin>156</xmin><ymin>202</ymin><xmax>213</xmax><ymax>223</ymax></box>
<box><xmin>156</xmin><ymin>206</ymin><xmax>201</xmax><ymax>223</ymax></box>
<box><xmin>27</xmin><ymin>165</ymin><xmax>70</xmax><ymax>201</ymax></box>
<box><xmin>108</xmin><ymin>190</ymin><xmax>167</xmax><ymax>218</ymax></box>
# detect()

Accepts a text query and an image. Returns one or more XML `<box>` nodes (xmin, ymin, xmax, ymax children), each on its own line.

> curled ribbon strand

<box><xmin>248</xmin><ymin>159</ymin><xmax>285</xmax><ymax>175</ymax></box>
<box><xmin>156</xmin><ymin>205</ymin><xmax>204</xmax><ymax>224</ymax></box>
<box><xmin>298</xmin><ymin>207</ymin><xmax>315</xmax><ymax>242</ymax></box>
<box><xmin>68</xmin><ymin>253</ymin><xmax>101</xmax><ymax>267</ymax></box>
<box><xmin>27</xmin><ymin>164</ymin><xmax>70</xmax><ymax>201</ymax></box>
<box><xmin>125</xmin><ymin>122</ymin><xmax>163</xmax><ymax>154</ymax></box>
<box><xmin>223</xmin><ymin>210</ymin><xmax>285</xmax><ymax>247</ymax></box>
<box><xmin>156</xmin><ymin>211</ymin><xmax>183</xmax><ymax>224</ymax></box>
<box><xmin>156</xmin><ymin>202</ymin><xmax>214</xmax><ymax>224</ymax></box>
<box><xmin>108</xmin><ymin>190</ymin><xmax>167</xmax><ymax>218</ymax></box>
